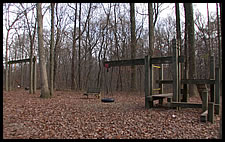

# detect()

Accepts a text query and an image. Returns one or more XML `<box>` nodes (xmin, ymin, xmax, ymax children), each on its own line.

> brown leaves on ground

<box><xmin>3</xmin><ymin>89</ymin><xmax>221</xmax><ymax>139</ymax></box>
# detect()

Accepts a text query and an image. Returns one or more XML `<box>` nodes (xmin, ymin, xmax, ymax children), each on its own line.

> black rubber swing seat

<box><xmin>101</xmin><ymin>98</ymin><xmax>114</xmax><ymax>103</ymax></box>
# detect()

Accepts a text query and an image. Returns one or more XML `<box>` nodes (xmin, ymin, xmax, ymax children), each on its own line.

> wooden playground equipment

<box><xmin>6</xmin><ymin>56</ymin><xmax>37</xmax><ymax>94</ymax></box>
<box><xmin>103</xmin><ymin>39</ymin><xmax>221</xmax><ymax>123</ymax></box>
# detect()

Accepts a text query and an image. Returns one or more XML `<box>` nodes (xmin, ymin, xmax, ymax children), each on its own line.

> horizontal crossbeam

<box><xmin>104</xmin><ymin>58</ymin><xmax>145</xmax><ymax>67</ymax></box>
<box><xmin>182</xmin><ymin>79</ymin><xmax>215</xmax><ymax>84</ymax></box>
<box><xmin>150</xmin><ymin>56</ymin><xmax>184</xmax><ymax>64</ymax></box>
<box><xmin>156</xmin><ymin>79</ymin><xmax>216</xmax><ymax>84</ymax></box>
<box><xmin>103</xmin><ymin>56</ymin><xmax>184</xmax><ymax>68</ymax></box>
<box><xmin>7</xmin><ymin>57</ymin><xmax>36</xmax><ymax>64</ymax></box>
<box><xmin>169</xmin><ymin>102</ymin><xmax>202</xmax><ymax>108</ymax></box>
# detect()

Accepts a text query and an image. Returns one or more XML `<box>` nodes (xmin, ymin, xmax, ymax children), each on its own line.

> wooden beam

<box><xmin>215</xmin><ymin>68</ymin><xmax>220</xmax><ymax>115</ymax></box>
<box><xmin>7</xmin><ymin>58</ymin><xmax>31</xmax><ymax>64</ymax></box>
<box><xmin>208</xmin><ymin>102</ymin><xmax>214</xmax><ymax>123</ymax></box>
<box><xmin>210</xmin><ymin>56</ymin><xmax>215</xmax><ymax>102</ymax></box>
<box><xmin>169</xmin><ymin>102</ymin><xmax>202</xmax><ymax>108</ymax></box>
<box><xmin>157</xmin><ymin>79</ymin><xmax>216</xmax><ymax>85</ymax></box>
<box><xmin>103</xmin><ymin>56</ymin><xmax>184</xmax><ymax>68</ymax></box>
<box><xmin>202</xmin><ymin>91</ymin><xmax>208</xmax><ymax>112</ymax></box>
<box><xmin>145</xmin><ymin>56</ymin><xmax>150</xmax><ymax>109</ymax></box>
<box><xmin>149</xmin><ymin>56</ymin><xmax>184</xmax><ymax>64</ymax></box>
<box><xmin>104</xmin><ymin>58</ymin><xmax>145</xmax><ymax>67</ymax></box>
<box><xmin>181</xmin><ymin>79</ymin><xmax>215</xmax><ymax>84</ymax></box>
<box><xmin>172</xmin><ymin>39</ymin><xmax>179</xmax><ymax>103</ymax></box>
<box><xmin>152</xmin><ymin>93</ymin><xmax>173</xmax><ymax>98</ymax></box>
<box><xmin>156</xmin><ymin>80</ymin><xmax>173</xmax><ymax>84</ymax></box>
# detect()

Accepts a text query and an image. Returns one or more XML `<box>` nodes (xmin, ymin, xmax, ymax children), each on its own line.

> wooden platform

<box><xmin>152</xmin><ymin>93</ymin><xmax>173</xmax><ymax>98</ymax></box>
<box><xmin>146</xmin><ymin>93</ymin><xmax>173</xmax><ymax>100</ymax></box>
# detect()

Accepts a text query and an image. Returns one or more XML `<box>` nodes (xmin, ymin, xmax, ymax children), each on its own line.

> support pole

<box><xmin>33</xmin><ymin>56</ymin><xmax>37</xmax><ymax>94</ymax></box>
<box><xmin>5</xmin><ymin>62</ymin><xmax>8</xmax><ymax>91</ymax></box>
<box><xmin>145</xmin><ymin>55</ymin><xmax>150</xmax><ymax>109</ymax></box>
<box><xmin>159</xmin><ymin>64</ymin><xmax>163</xmax><ymax>105</ymax></box>
<box><xmin>208</xmin><ymin>102</ymin><xmax>214</xmax><ymax>123</ymax></box>
<box><xmin>8</xmin><ymin>64</ymin><xmax>11</xmax><ymax>91</ymax></box>
<box><xmin>215</xmin><ymin>67</ymin><xmax>220</xmax><ymax>115</ymax></box>
<box><xmin>210</xmin><ymin>56</ymin><xmax>215</xmax><ymax>102</ymax></box>
<box><xmin>29</xmin><ymin>58</ymin><xmax>33</xmax><ymax>94</ymax></box>
<box><xmin>149</xmin><ymin>56</ymin><xmax>153</xmax><ymax>108</ymax></box>
<box><xmin>172</xmin><ymin>39</ymin><xmax>179</xmax><ymax>103</ymax></box>
<box><xmin>202</xmin><ymin>90</ymin><xmax>208</xmax><ymax>112</ymax></box>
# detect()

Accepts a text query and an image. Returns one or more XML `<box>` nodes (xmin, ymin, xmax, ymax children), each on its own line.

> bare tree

<box><xmin>184</xmin><ymin>3</ymin><xmax>199</xmax><ymax>97</ymax></box>
<box><xmin>148</xmin><ymin>3</ymin><xmax>154</xmax><ymax>56</ymax></box>
<box><xmin>78</xmin><ymin>3</ymin><xmax>82</xmax><ymax>90</ymax></box>
<box><xmin>4</xmin><ymin>4</ymin><xmax>24</xmax><ymax>91</ymax></box>
<box><xmin>37</xmin><ymin>3</ymin><xmax>50</xmax><ymax>98</ymax></box>
<box><xmin>130</xmin><ymin>3</ymin><xmax>136</xmax><ymax>91</ymax></box>
<box><xmin>71</xmin><ymin>3</ymin><xmax>78</xmax><ymax>90</ymax></box>
<box><xmin>50</xmin><ymin>3</ymin><xmax>55</xmax><ymax>96</ymax></box>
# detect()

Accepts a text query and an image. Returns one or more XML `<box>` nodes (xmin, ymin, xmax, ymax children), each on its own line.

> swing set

<box><xmin>101</xmin><ymin>61</ymin><xmax>114</xmax><ymax>103</ymax></box>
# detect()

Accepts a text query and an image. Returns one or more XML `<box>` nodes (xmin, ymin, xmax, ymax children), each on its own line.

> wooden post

<box><xmin>202</xmin><ymin>90</ymin><xmax>208</xmax><ymax>112</ymax></box>
<box><xmin>208</xmin><ymin>102</ymin><xmax>214</xmax><ymax>123</ymax></box>
<box><xmin>145</xmin><ymin>55</ymin><xmax>150</xmax><ymax>109</ymax></box>
<box><xmin>8</xmin><ymin>64</ymin><xmax>11</xmax><ymax>91</ymax></box>
<box><xmin>149</xmin><ymin>56</ymin><xmax>153</xmax><ymax>108</ymax></box>
<box><xmin>33</xmin><ymin>56</ymin><xmax>37</xmax><ymax>94</ymax></box>
<box><xmin>210</xmin><ymin>56</ymin><xmax>215</xmax><ymax>102</ymax></box>
<box><xmin>29</xmin><ymin>58</ymin><xmax>33</xmax><ymax>94</ymax></box>
<box><xmin>159</xmin><ymin>64</ymin><xmax>163</xmax><ymax>105</ymax></box>
<box><xmin>172</xmin><ymin>39</ymin><xmax>179</xmax><ymax>103</ymax></box>
<box><xmin>5</xmin><ymin>62</ymin><xmax>8</xmax><ymax>91</ymax></box>
<box><xmin>215</xmin><ymin>67</ymin><xmax>220</xmax><ymax>115</ymax></box>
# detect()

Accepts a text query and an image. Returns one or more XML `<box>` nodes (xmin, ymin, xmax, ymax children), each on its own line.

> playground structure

<box><xmin>103</xmin><ymin>39</ymin><xmax>221</xmax><ymax>123</ymax></box>
<box><xmin>6</xmin><ymin>56</ymin><xmax>37</xmax><ymax>94</ymax></box>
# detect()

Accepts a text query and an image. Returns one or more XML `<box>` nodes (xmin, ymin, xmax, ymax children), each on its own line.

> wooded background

<box><xmin>3</xmin><ymin>3</ymin><xmax>222</xmax><ymax>95</ymax></box>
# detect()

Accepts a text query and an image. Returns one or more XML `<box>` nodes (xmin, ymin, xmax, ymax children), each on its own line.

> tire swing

<box><xmin>101</xmin><ymin>63</ymin><xmax>114</xmax><ymax>103</ymax></box>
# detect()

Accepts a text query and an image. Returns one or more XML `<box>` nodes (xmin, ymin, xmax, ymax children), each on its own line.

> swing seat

<box><xmin>101</xmin><ymin>98</ymin><xmax>114</xmax><ymax>103</ymax></box>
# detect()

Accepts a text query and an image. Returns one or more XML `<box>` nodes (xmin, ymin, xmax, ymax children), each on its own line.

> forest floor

<box><xmin>3</xmin><ymin>89</ymin><xmax>221</xmax><ymax>139</ymax></box>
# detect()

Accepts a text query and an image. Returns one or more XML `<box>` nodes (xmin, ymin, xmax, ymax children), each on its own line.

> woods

<box><xmin>3</xmin><ymin>3</ymin><xmax>222</xmax><ymax>95</ymax></box>
<box><xmin>3</xmin><ymin>3</ymin><xmax>222</xmax><ymax>139</ymax></box>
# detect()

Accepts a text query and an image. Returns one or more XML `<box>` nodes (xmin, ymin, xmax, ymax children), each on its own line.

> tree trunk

<box><xmin>207</xmin><ymin>3</ymin><xmax>212</xmax><ymax>79</ymax></box>
<box><xmin>50</xmin><ymin>3</ymin><xmax>55</xmax><ymax>96</ymax></box>
<box><xmin>130</xmin><ymin>3</ymin><xmax>136</xmax><ymax>91</ymax></box>
<box><xmin>71</xmin><ymin>3</ymin><xmax>77</xmax><ymax>90</ymax></box>
<box><xmin>37</xmin><ymin>3</ymin><xmax>50</xmax><ymax>98</ymax></box>
<box><xmin>175</xmin><ymin>3</ymin><xmax>184</xmax><ymax>101</ymax></box>
<box><xmin>148</xmin><ymin>3</ymin><xmax>154</xmax><ymax>56</ymax></box>
<box><xmin>184</xmin><ymin>3</ymin><xmax>199</xmax><ymax>97</ymax></box>
<box><xmin>5</xmin><ymin>30</ymin><xmax>10</xmax><ymax>91</ymax></box>
<box><xmin>78</xmin><ymin>3</ymin><xmax>82</xmax><ymax>91</ymax></box>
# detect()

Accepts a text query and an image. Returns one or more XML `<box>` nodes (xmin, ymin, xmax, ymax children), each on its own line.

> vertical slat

<box><xmin>159</xmin><ymin>64</ymin><xmax>163</xmax><ymax>105</ymax></box>
<box><xmin>210</xmin><ymin>56</ymin><xmax>215</xmax><ymax>102</ymax></box>
<box><xmin>149</xmin><ymin>56</ymin><xmax>153</xmax><ymax>108</ymax></box>
<box><xmin>172</xmin><ymin>39</ymin><xmax>178</xmax><ymax>103</ymax></box>
<box><xmin>8</xmin><ymin>64</ymin><xmax>11</xmax><ymax>91</ymax></box>
<box><xmin>145</xmin><ymin>55</ymin><xmax>150</xmax><ymax>109</ymax></box>
<box><xmin>208</xmin><ymin>102</ymin><xmax>214</xmax><ymax>123</ymax></box>
<box><xmin>202</xmin><ymin>91</ymin><xmax>208</xmax><ymax>112</ymax></box>
<box><xmin>159</xmin><ymin>64</ymin><xmax>163</xmax><ymax>94</ymax></box>
<box><xmin>215</xmin><ymin>67</ymin><xmax>220</xmax><ymax>114</ymax></box>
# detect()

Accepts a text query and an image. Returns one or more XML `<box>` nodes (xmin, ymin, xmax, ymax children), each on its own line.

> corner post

<box><xmin>33</xmin><ymin>56</ymin><xmax>37</xmax><ymax>94</ymax></box>
<box><xmin>210</xmin><ymin>56</ymin><xmax>215</xmax><ymax>102</ymax></box>
<box><xmin>145</xmin><ymin>55</ymin><xmax>150</xmax><ymax>108</ymax></box>
<box><xmin>215</xmin><ymin>67</ymin><xmax>220</xmax><ymax>115</ymax></box>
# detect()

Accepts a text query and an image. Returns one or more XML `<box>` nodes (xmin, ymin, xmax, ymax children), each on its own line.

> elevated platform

<box><xmin>146</xmin><ymin>93</ymin><xmax>173</xmax><ymax>101</ymax></box>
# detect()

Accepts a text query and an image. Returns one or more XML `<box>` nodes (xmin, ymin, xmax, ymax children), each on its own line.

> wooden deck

<box><xmin>146</xmin><ymin>93</ymin><xmax>173</xmax><ymax>101</ymax></box>
<box><xmin>152</xmin><ymin>93</ymin><xmax>173</xmax><ymax>98</ymax></box>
